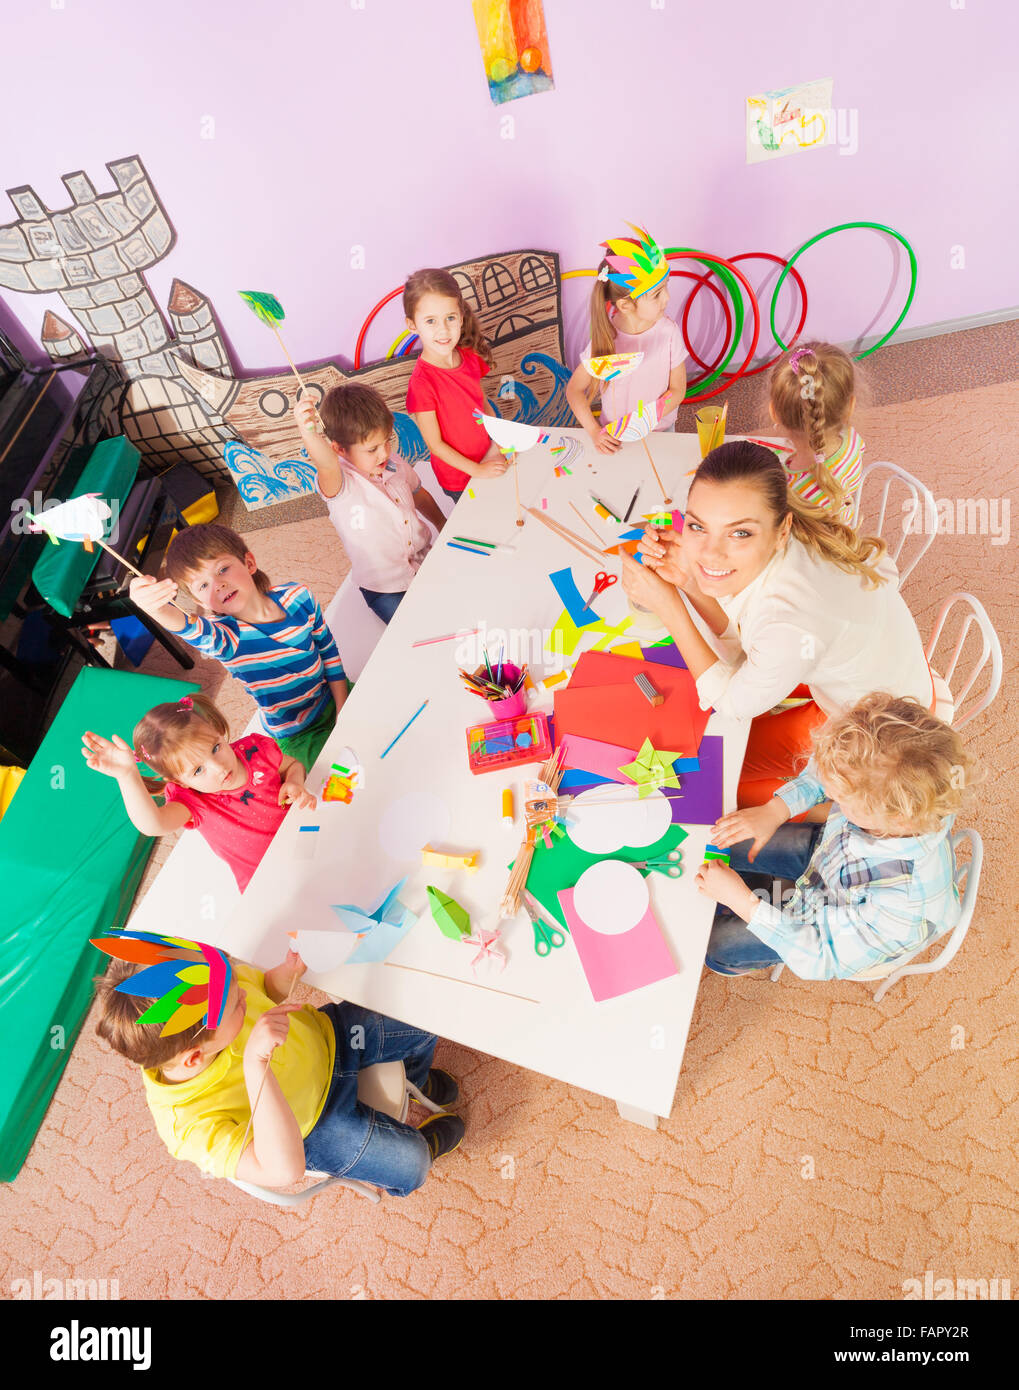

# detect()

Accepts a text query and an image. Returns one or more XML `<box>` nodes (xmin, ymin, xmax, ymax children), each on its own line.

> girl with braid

<box><xmin>757</xmin><ymin>342</ymin><xmax>865</xmax><ymax>523</ymax></box>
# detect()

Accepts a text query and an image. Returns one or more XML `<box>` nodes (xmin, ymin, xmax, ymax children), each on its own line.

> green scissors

<box><xmin>632</xmin><ymin>849</ymin><xmax>684</xmax><ymax>878</ymax></box>
<box><xmin>521</xmin><ymin>891</ymin><xmax>567</xmax><ymax>957</ymax></box>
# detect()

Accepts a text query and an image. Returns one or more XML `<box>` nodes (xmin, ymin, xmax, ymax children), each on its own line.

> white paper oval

<box><xmin>573</xmin><ymin>860</ymin><xmax>649</xmax><ymax>935</ymax></box>
<box><xmin>378</xmin><ymin>792</ymin><xmax>450</xmax><ymax>860</ymax></box>
<box><xmin>566</xmin><ymin>785</ymin><xmax>671</xmax><ymax>854</ymax></box>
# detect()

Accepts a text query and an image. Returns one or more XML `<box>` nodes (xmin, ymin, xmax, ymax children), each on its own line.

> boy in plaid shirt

<box><xmin>698</xmin><ymin>694</ymin><xmax>977</xmax><ymax>979</ymax></box>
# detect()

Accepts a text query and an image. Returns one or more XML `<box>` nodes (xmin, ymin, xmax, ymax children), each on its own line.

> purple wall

<box><xmin>2</xmin><ymin>0</ymin><xmax>1015</xmax><ymax>379</ymax></box>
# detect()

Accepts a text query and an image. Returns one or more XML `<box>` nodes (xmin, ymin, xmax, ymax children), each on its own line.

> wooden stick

<box><xmin>513</xmin><ymin>454</ymin><xmax>523</xmax><ymax>527</ymax></box>
<box><xmin>96</xmin><ymin>539</ymin><xmax>190</xmax><ymax>615</ymax></box>
<box><xmin>271</xmin><ymin>324</ymin><xmax>324</xmax><ymax>433</ymax></box>
<box><xmin>525</xmin><ymin>508</ymin><xmax>608</xmax><ymax>565</ymax></box>
<box><xmin>237</xmin><ymin>968</ymin><xmax>300</xmax><ymax>1164</ymax></box>
<box><xmin>641</xmin><ymin>437</ymin><xmax>671</xmax><ymax>505</ymax></box>
<box><xmin>569</xmin><ymin>501</ymin><xmax>606</xmax><ymax>546</ymax></box>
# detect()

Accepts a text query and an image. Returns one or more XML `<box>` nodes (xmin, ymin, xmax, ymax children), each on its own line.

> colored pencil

<box><xmin>589</xmin><ymin>491</ymin><xmax>621</xmax><ymax>523</ymax></box>
<box><xmin>453</xmin><ymin>535</ymin><xmax>496</xmax><ymax>549</ymax></box>
<box><xmin>380</xmin><ymin>699</ymin><xmax>429</xmax><ymax>759</ymax></box>
<box><xmin>412</xmin><ymin>628</ymin><xmax>479</xmax><ymax>648</ymax></box>
<box><xmin>623</xmin><ymin>486</ymin><xmax>640</xmax><ymax>523</ymax></box>
<box><xmin>447</xmin><ymin>541</ymin><xmax>491</xmax><ymax>557</ymax></box>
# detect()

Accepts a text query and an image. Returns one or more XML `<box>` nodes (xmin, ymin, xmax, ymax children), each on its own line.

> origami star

<box><xmin>331</xmin><ymin>877</ymin><xmax>418</xmax><ymax>963</ymax></box>
<box><xmin>463</xmin><ymin>926</ymin><xmax>506</xmax><ymax>976</ymax></box>
<box><xmin>618</xmin><ymin>738</ymin><xmax>683</xmax><ymax>798</ymax></box>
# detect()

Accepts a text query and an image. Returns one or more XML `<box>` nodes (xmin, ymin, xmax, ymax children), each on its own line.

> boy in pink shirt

<box><xmin>294</xmin><ymin>384</ymin><xmax>446</xmax><ymax>624</ymax></box>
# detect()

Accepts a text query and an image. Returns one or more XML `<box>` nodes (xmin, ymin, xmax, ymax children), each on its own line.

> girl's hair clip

<box><xmin>596</xmin><ymin>266</ymin><xmax>609</xmax><ymax>283</ymax></box>
<box><xmin>814</xmin><ymin>452</ymin><xmax>827</xmax><ymax>464</ymax></box>
<box><xmin>177</xmin><ymin>696</ymin><xmax>194</xmax><ymax>711</ymax></box>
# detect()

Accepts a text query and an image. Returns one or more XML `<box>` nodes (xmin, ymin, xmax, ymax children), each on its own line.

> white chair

<box><xmin>852</xmin><ymin>461</ymin><xmax>937</xmax><ymax>587</ymax></box>
<box><xmin>925</xmin><ymin>591</ymin><xmax>1003</xmax><ymax>729</ymax></box>
<box><xmin>769</xmin><ymin>828</ymin><xmax>983</xmax><ymax>1001</ymax></box>
<box><xmin>229</xmin><ymin>1060</ymin><xmax>444</xmax><ymax>1208</ymax></box>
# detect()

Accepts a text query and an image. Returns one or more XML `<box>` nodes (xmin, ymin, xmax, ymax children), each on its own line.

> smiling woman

<box><xmin>622</xmin><ymin>441</ymin><xmax>934</xmax><ymax>806</ymax></box>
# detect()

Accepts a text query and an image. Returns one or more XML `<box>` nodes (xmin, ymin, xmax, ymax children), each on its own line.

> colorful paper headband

<box><xmin>90</xmin><ymin>930</ymin><xmax>233</xmax><ymax>1036</ymax></box>
<box><xmin>600</xmin><ymin>223</ymin><xmax>669</xmax><ymax>300</ymax></box>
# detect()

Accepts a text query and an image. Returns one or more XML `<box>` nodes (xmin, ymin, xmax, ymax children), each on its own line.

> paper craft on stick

<box><xmin>288</xmin><ymin>927</ymin><xmax>359</xmax><ymax>973</ymax></box>
<box><xmin>602</xmin><ymin>398</ymin><xmax>663</xmax><ymax>443</ymax></box>
<box><xmin>581</xmin><ymin>351</ymin><xmax>644</xmax><ymax>382</ymax></box>
<box><xmin>27</xmin><ymin>494</ymin><xmax>112</xmax><ymax>547</ymax></box>
<box><xmin>89</xmin><ymin>930</ymin><xmax>232</xmax><ymax>1036</ymax></box>
<box><xmin>239</xmin><ymin>290</ymin><xmax>324</xmax><ymax>433</ymax></box>
<box><xmin>474</xmin><ymin>410</ymin><xmax>546</xmax><ymax>527</ymax></box>
<box><xmin>331</xmin><ymin>878</ymin><xmax>418</xmax><ymax>963</ymax></box>
<box><xmin>618</xmin><ymin>737</ymin><xmax>683</xmax><ymax>797</ymax></box>
<box><xmin>427</xmin><ymin>886</ymin><xmax>473</xmax><ymax>941</ymax></box>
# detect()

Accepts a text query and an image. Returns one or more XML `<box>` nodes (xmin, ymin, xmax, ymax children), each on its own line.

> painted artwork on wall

<box><xmin>472</xmin><ymin>0</ymin><xmax>555</xmax><ymax>105</ymax></box>
<box><xmin>746</xmin><ymin>78</ymin><xmax>833</xmax><ymax>164</ymax></box>
<box><xmin>0</xmin><ymin>158</ymin><xmax>573</xmax><ymax>510</ymax></box>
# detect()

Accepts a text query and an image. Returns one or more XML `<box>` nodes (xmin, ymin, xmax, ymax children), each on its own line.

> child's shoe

<box><xmin>417</xmin><ymin>1113</ymin><xmax>465</xmax><ymax>1161</ymax></box>
<box><xmin>420</xmin><ymin>1067</ymin><xmax>459</xmax><ymax>1107</ymax></box>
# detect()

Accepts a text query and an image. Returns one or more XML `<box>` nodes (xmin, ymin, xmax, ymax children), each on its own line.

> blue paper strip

<box><xmin>548</xmin><ymin>568</ymin><xmax>600</xmax><ymax>628</ymax></box>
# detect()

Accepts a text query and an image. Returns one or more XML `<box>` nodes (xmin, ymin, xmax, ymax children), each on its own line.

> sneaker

<box><xmin>417</xmin><ymin>1113</ymin><xmax>465</xmax><ymax>1161</ymax></box>
<box><xmin>420</xmin><ymin>1067</ymin><xmax>459</xmax><ymax>1107</ymax></box>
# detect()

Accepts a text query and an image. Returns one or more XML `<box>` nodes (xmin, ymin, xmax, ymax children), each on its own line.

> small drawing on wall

<box><xmin>746</xmin><ymin>78</ymin><xmax>833</xmax><ymax>164</ymax></box>
<box><xmin>472</xmin><ymin>0</ymin><xmax>554</xmax><ymax>106</ymax></box>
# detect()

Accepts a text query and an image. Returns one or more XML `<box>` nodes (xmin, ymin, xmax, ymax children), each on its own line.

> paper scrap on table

<box><xmin>295</xmin><ymin>826</ymin><xmax>321</xmax><ymax>860</ymax></box>
<box><xmin>548</xmin><ymin>567</ymin><xmax>600</xmax><ymax>628</ymax></box>
<box><xmin>331</xmin><ymin>878</ymin><xmax>418</xmax><ymax>963</ymax></box>
<box><xmin>547</xmin><ymin>608</ymin><xmax>630</xmax><ymax>658</ymax></box>
<box><xmin>378</xmin><ymin>792</ymin><xmax>450</xmax><ymax>860</ymax></box>
<box><xmin>558</xmin><ymin>864</ymin><xmax>679</xmax><ymax>1002</ymax></box>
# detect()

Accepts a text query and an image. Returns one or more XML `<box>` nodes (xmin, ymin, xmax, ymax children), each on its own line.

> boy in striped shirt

<box><xmin>130</xmin><ymin>523</ymin><xmax>348</xmax><ymax>771</ymax></box>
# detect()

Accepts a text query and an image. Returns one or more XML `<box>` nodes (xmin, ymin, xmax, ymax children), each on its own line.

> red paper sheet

<box><xmin>553</xmin><ymin>652</ymin><xmax>710</xmax><ymax>758</ymax></box>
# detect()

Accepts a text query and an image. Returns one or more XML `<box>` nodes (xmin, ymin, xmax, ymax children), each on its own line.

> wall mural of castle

<box><xmin>0</xmin><ymin>157</ymin><xmax>574</xmax><ymax>510</ymax></box>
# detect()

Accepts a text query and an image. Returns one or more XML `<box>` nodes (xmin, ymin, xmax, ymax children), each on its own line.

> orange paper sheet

<box><xmin>553</xmin><ymin>652</ymin><xmax>710</xmax><ymax>758</ymax></box>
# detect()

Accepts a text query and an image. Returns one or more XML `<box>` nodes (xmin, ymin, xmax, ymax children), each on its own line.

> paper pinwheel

<box><xmin>463</xmin><ymin>925</ymin><xmax>506</xmax><ymax>975</ymax></box>
<box><xmin>331</xmin><ymin>878</ymin><xmax>418</xmax><ymax>963</ymax></box>
<box><xmin>89</xmin><ymin>930</ymin><xmax>232</xmax><ymax>1036</ymax></box>
<box><xmin>581</xmin><ymin>351</ymin><xmax>644</xmax><ymax>382</ymax></box>
<box><xmin>27</xmin><ymin>494</ymin><xmax>113</xmax><ymax>548</ymax></box>
<box><xmin>618</xmin><ymin>738</ymin><xmax>683</xmax><ymax>798</ymax></box>
<box><xmin>427</xmin><ymin>886</ymin><xmax>472</xmax><ymax>941</ymax></box>
<box><xmin>603</xmin><ymin>398</ymin><xmax>664</xmax><ymax>443</ymax></box>
<box><xmin>238</xmin><ymin>290</ymin><xmax>285</xmax><ymax>327</ymax></box>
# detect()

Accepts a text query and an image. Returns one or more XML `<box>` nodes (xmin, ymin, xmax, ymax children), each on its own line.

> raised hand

<box><xmin>82</xmin><ymin>730</ymin><xmax>138</xmax><ymax>779</ymax></box>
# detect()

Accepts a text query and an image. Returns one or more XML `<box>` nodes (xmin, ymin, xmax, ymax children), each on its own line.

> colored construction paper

<box><xmin>520</xmin><ymin>820</ymin><xmax>688</xmax><ymax>929</ymax></box>
<box><xmin>608</xmin><ymin>640</ymin><xmax>644</xmax><ymax>660</ymax></box>
<box><xmin>661</xmin><ymin>734</ymin><xmax>724</xmax><ymax>825</ymax></box>
<box><xmin>549</xmin><ymin>567</ymin><xmax>600</xmax><ymax>628</ymax></box>
<box><xmin>554</xmin><ymin>652</ymin><xmax>709</xmax><ymax>759</ymax></box>
<box><xmin>566</xmin><ymin>786</ymin><xmax>673</xmax><ymax>855</ymax></box>
<box><xmin>331</xmin><ymin>877</ymin><xmax>418</xmax><ymax>963</ymax></box>
<box><xmin>547</xmin><ymin>609</ymin><xmax>633</xmax><ymax>658</ymax></box>
<box><xmin>641</xmin><ymin>642</ymin><xmax>687</xmax><ymax>670</ymax></box>
<box><xmin>91</xmin><ymin>929</ymin><xmax>232</xmax><ymax>1037</ymax></box>
<box><xmin>559</xmin><ymin>732</ymin><xmax>638</xmax><ymax>781</ymax></box>
<box><xmin>558</xmin><ymin>874</ymin><xmax>679</xmax><ymax>1002</ymax></box>
<box><xmin>559</xmin><ymin>769</ymin><xmax>614</xmax><ymax>791</ymax></box>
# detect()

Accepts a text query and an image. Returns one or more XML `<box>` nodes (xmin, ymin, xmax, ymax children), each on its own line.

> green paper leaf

<box><xmin>238</xmin><ymin>290</ymin><xmax>285</xmax><ymax>328</ymax></box>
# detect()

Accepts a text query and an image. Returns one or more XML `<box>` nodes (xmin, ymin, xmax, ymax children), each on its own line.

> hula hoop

<box><xmin>665</xmin><ymin>249</ymin><xmax>760</xmax><ymax>399</ymax></box>
<box><xmin>398</xmin><ymin>333</ymin><xmax>419</xmax><ymax>357</ymax></box>
<box><xmin>770</xmin><ymin>222</ymin><xmax>917</xmax><ymax>361</ymax></box>
<box><xmin>670</xmin><ymin>268</ymin><xmax>733</xmax><ymax>379</ymax></box>
<box><xmin>683</xmin><ymin>252</ymin><xmax>808</xmax><ymax>380</ymax></box>
<box><xmin>354</xmin><ymin>286</ymin><xmax>403</xmax><ymax>369</ymax></box>
<box><xmin>386</xmin><ymin>330</ymin><xmax>419</xmax><ymax>360</ymax></box>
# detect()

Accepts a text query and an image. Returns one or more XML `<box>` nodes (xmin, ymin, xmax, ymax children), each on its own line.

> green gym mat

<box><xmin>0</xmin><ymin>665</ymin><xmax>199</xmax><ymax>1182</ymax></box>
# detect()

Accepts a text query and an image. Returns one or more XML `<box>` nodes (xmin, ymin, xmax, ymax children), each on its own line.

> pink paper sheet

<box><xmin>557</xmin><ymin>887</ymin><xmax>679</xmax><ymax>1002</ymax></box>
<box><xmin>558</xmin><ymin>732</ymin><xmax>636</xmax><ymax>782</ymax></box>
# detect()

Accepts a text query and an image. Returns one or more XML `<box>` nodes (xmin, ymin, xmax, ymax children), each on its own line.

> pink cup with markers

<box><xmin>477</xmin><ymin>663</ymin><xmax>527</xmax><ymax>719</ymax></box>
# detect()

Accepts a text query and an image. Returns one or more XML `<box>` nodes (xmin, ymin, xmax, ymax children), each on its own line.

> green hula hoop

<box><xmin>770</xmin><ymin>222</ymin><xmax>918</xmax><ymax>361</ymax></box>
<box><xmin>664</xmin><ymin>248</ymin><xmax>745</xmax><ymax>397</ymax></box>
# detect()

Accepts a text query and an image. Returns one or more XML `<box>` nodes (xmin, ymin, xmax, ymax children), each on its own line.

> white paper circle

<box><xmin>573</xmin><ymin>860</ymin><xmax>649</xmax><ymax>935</ymax></box>
<box><xmin>378</xmin><ymin>793</ymin><xmax>451</xmax><ymax>860</ymax></box>
<box><xmin>567</xmin><ymin>785</ymin><xmax>671</xmax><ymax>854</ymax></box>
<box><xmin>292</xmin><ymin>930</ymin><xmax>358</xmax><ymax>974</ymax></box>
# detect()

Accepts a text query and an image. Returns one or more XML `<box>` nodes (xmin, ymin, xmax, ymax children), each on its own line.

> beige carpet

<box><xmin>2</xmin><ymin>329</ymin><xmax>1016</xmax><ymax>1301</ymax></box>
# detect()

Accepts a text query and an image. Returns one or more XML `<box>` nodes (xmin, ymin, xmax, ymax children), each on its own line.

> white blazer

<box><xmin>694</xmin><ymin>538</ymin><xmax>933</xmax><ymax>721</ymax></box>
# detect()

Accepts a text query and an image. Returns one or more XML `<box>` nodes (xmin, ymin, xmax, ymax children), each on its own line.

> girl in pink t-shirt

<box><xmin>566</xmin><ymin>223</ymin><xmax>688</xmax><ymax>455</ymax></box>
<box><xmin>82</xmin><ymin>692</ymin><xmax>316</xmax><ymax>892</ymax></box>
<box><xmin>403</xmin><ymin>268</ymin><xmax>509</xmax><ymax>501</ymax></box>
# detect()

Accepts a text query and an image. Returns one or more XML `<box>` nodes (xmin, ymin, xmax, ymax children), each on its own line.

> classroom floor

<box><xmin>2</xmin><ymin>324</ymin><xmax>1016</xmax><ymax>1301</ymax></box>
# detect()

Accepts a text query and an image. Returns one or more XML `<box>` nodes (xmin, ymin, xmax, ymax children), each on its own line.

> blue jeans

<box><xmin>359</xmin><ymin>586</ymin><xmax>406</xmax><ymax>624</ymax></box>
<box><xmin>705</xmin><ymin>823</ymin><xmax>824</xmax><ymax>976</ymax></box>
<box><xmin>302</xmin><ymin>1003</ymin><xmax>437</xmax><ymax>1196</ymax></box>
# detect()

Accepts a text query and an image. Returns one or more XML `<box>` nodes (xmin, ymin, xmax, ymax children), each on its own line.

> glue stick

<box><xmin>501</xmin><ymin>788</ymin><xmax>514</xmax><ymax>824</ymax></box>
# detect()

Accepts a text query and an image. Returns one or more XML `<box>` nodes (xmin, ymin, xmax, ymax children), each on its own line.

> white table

<box><xmin>212</xmin><ymin>428</ymin><xmax>750</xmax><ymax>1127</ymax></box>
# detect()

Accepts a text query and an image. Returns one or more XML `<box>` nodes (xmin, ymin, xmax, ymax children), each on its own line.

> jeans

<box><xmin>359</xmin><ymin>586</ymin><xmax>406</xmax><ymax>624</ymax></box>
<box><xmin>705</xmin><ymin>822</ymin><xmax>824</xmax><ymax>976</ymax></box>
<box><xmin>302</xmin><ymin>1003</ymin><xmax>437</xmax><ymax>1196</ymax></box>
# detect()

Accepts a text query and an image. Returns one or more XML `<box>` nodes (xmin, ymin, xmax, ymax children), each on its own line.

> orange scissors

<box><xmin>584</xmin><ymin>571</ymin><xmax>618</xmax><ymax>607</ymax></box>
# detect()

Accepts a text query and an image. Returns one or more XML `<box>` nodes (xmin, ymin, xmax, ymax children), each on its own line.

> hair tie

<box><xmin>177</xmin><ymin>696</ymin><xmax>193</xmax><ymax>711</ymax></box>
<box><xmin>788</xmin><ymin>347</ymin><xmax>813</xmax><ymax>374</ymax></box>
<box><xmin>135</xmin><ymin>746</ymin><xmax>150</xmax><ymax>764</ymax></box>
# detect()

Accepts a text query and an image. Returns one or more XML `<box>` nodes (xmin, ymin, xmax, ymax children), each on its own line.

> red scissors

<box><xmin>584</xmin><ymin>570</ymin><xmax>618</xmax><ymax>607</ymax></box>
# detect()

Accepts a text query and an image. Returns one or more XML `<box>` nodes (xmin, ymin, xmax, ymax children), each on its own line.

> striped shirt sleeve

<box><xmin>176</xmin><ymin>612</ymin><xmax>236</xmax><ymax>659</ymax></box>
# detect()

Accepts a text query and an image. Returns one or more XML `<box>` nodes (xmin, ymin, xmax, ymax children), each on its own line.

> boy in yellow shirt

<box><xmin>93</xmin><ymin>937</ymin><xmax>463</xmax><ymax>1194</ymax></box>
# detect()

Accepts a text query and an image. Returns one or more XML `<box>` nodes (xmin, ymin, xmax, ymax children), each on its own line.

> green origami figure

<box><xmin>618</xmin><ymin>737</ymin><xmax>682</xmax><ymax>798</ymax></box>
<box><xmin>426</xmin><ymin>886</ymin><xmax>472</xmax><ymax>941</ymax></box>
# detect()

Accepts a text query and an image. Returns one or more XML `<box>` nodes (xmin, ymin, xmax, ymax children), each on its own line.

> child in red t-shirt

<box><xmin>82</xmin><ymin>692</ymin><xmax>316</xmax><ymax>892</ymax></box>
<box><xmin>404</xmin><ymin>268</ymin><xmax>510</xmax><ymax>502</ymax></box>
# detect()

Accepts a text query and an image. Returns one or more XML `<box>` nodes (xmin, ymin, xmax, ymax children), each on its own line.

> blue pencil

<box><xmin>381</xmin><ymin>699</ymin><xmax>429</xmax><ymax>759</ymax></box>
<box><xmin>447</xmin><ymin>541</ymin><xmax>491</xmax><ymax>557</ymax></box>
